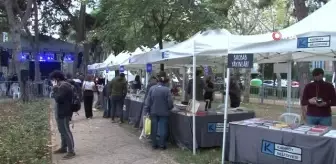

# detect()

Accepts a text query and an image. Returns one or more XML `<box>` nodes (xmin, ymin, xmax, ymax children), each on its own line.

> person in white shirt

<box><xmin>82</xmin><ymin>75</ymin><xmax>96</xmax><ymax>119</ymax></box>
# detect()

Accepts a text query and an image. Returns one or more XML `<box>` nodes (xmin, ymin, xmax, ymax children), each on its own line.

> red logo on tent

<box><xmin>272</xmin><ymin>32</ymin><xmax>282</xmax><ymax>41</ymax></box>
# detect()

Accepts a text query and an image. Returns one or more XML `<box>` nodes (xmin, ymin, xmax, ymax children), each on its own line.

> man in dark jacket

<box><xmin>229</xmin><ymin>75</ymin><xmax>241</xmax><ymax>108</ymax></box>
<box><xmin>50</xmin><ymin>71</ymin><xmax>76</xmax><ymax>159</ymax></box>
<box><xmin>109</xmin><ymin>73</ymin><xmax>128</xmax><ymax>123</ymax></box>
<box><xmin>144</xmin><ymin>71</ymin><xmax>174</xmax><ymax>150</ymax></box>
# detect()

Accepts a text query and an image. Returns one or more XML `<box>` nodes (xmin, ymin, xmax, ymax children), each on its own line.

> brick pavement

<box><xmin>51</xmin><ymin>108</ymin><xmax>176</xmax><ymax>164</ymax></box>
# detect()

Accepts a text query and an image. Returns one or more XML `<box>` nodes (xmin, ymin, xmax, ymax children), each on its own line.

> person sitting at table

<box><xmin>229</xmin><ymin>75</ymin><xmax>241</xmax><ymax>108</ymax></box>
<box><xmin>301</xmin><ymin>68</ymin><xmax>336</xmax><ymax>126</ymax></box>
<box><xmin>204</xmin><ymin>76</ymin><xmax>214</xmax><ymax>110</ymax></box>
<box><xmin>187</xmin><ymin>69</ymin><xmax>204</xmax><ymax>101</ymax></box>
<box><xmin>144</xmin><ymin>71</ymin><xmax>174</xmax><ymax>150</ymax></box>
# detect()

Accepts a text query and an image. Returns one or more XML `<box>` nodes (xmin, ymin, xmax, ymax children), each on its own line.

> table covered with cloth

<box><xmin>229</xmin><ymin>121</ymin><xmax>336</xmax><ymax>164</ymax></box>
<box><xmin>170</xmin><ymin>109</ymin><xmax>255</xmax><ymax>160</ymax></box>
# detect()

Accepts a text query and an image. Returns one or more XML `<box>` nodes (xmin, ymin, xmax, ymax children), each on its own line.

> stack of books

<box><xmin>307</xmin><ymin>125</ymin><xmax>329</xmax><ymax>136</ymax></box>
<box><xmin>269</xmin><ymin>123</ymin><xmax>289</xmax><ymax>130</ymax></box>
<box><xmin>292</xmin><ymin>126</ymin><xmax>312</xmax><ymax>134</ymax></box>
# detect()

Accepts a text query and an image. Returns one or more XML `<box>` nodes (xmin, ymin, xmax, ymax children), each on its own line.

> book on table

<box><xmin>323</xmin><ymin>130</ymin><xmax>336</xmax><ymax>138</ymax></box>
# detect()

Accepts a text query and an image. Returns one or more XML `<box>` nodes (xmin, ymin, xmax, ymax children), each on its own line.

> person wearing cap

<box><xmin>301</xmin><ymin>68</ymin><xmax>336</xmax><ymax>126</ymax></box>
<box><xmin>109</xmin><ymin>73</ymin><xmax>128</xmax><ymax>124</ymax></box>
<box><xmin>144</xmin><ymin>71</ymin><xmax>174</xmax><ymax>150</ymax></box>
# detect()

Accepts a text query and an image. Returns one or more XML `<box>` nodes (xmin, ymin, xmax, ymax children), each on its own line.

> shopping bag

<box><xmin>144</xmin><ymin>116</ymin><xmax>151</xmax><ymax>136</ymax></box>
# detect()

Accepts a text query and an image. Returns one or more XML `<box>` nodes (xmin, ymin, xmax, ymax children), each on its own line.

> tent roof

<box><xmin>229</xmin><ymin>0</ymin><xmax>336</xmax><ymax>63</ymax></box>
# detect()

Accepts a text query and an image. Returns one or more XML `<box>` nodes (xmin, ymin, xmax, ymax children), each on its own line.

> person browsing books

<box><xmin>301</xmin><ymin>68</ymin><xmax>336</xmax><ymax>126</ymax></box>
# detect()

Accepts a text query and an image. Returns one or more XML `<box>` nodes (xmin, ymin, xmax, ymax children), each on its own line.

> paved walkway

<box><xmin>50</xmin><ymin>106</ymin><xmax>175</xmax><ymax>164</ymax></box>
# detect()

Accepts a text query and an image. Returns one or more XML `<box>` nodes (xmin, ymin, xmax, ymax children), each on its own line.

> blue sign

<box><xmin>162</xmin><ymin>52</ymin><xmax>169</xmax><ymax>59</ymax></box>
<box><xmin>261</xmin><ymin>140</ymin><xmax>275</xmax><ymax>155</ymax></box>
<box><xmin>106</xmin><ymin>69</ymin><xmax>109</xmax><ymax>73</ymax></box>
<box><xmin>297</xmin><ymin>35</ymin><xmax>330</xmax><ymax>48</ymax></box>
<box><xmin>261</xmin><ymin>140</ymin><xmax>302</xmax><ymax>161</ymax></box>
<box><xmin>207</xmin><ymin>123</ymin><xmax>224</xmax><ymax>132</ymax></box>
<box><xmin>208</xmin><ymin>123</ymin><xmax>216</xmax><ymax>132</ymax></box>
<box><xmin>119</xmin><ymin>65</ymin><xmax>124</xmax><ymax>73</ymax></box>
<box><xmin>204</xmin><ymin>66</ymin><xmax>209</xmax><ymax>75</ymax></box>
<box><xmin>146</xmin><ymin>63</ymin><xmax>152</xmax><ymax>73</ymax></box>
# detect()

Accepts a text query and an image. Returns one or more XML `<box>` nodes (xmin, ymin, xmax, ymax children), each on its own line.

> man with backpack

<box><xmin>66</xmin><ymin>73</ymin><xmax>82</xmax><ymax>120</ymax></box>
<box><xmin>51</xmin><ymin>71</ymin><xmax>76</xmax><ymax>159</ymax></box>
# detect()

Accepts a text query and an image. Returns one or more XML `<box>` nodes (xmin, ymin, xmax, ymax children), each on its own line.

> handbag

<box><xmin>144</xmin><ymin>116</ymin><xmax>151</xmax><ymax>136</ymax></box>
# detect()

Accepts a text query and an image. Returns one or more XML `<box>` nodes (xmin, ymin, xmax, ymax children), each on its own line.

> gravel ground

<box><xmin>51</xmin><ymin>99</ymin><xmax>176</xmax><ymax>164</ymax></box>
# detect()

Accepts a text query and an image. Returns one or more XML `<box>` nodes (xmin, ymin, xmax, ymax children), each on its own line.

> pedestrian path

<box><xmin>51</xmin><ymin>108</ymin><xmax>176</xmax><ymax>164</ymax></box>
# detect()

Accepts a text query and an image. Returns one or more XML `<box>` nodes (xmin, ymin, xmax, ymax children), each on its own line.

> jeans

<box><xmin>111</xmin><ymin>95</ymin><xmax>124</xmax><ymax>122</ymax></box>
<box><xmin>103</xmin><ymin>97</ymin><xmax>111</xmax><ymax>117</ymax></box>
<box><xmin>56</xmin><ymin>117</ymin><xmax>75</xmax><ymax>153</ymax></box>
<box><xmin>83</xmin><ymin>90</ymin><xmax>94</xmax><ymax>118</ymax></box>
<box><xmin>150</xmin><ymin>115</ymin><xmax>169</xmax><ymax>148</ymax></box>
<box><xmin>306</xmin><ymin>116</ymin><xmax>332</xmax><ymax>126</ymax></box>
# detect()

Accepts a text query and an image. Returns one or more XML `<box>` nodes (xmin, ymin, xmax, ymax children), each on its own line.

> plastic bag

<box><xmin>144</xmin><ymin>116</ymin><xmax>151</xmax><ymax>136</ymax></box>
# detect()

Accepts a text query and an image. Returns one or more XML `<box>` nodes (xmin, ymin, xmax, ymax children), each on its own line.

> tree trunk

<box><xmin>293</xmin><ymin>0</ymin><xmax>310</xmax><ymax>100</ymax></box>
<box><xmin>82</xmin><ymin>43</ymin><xmax>90</xmax><ymax>76</ymax></box>
<box><xmin>243</xmin><ymin>69</ymin><xmax>251</xmax><ymax>103</ymax></box>
<box><xmin>34</xmin><ymin>1</ymin><xmax>40</xmax><ymax>81</ymax></box>
<box><xmin>73</xmin><ymin>2</ymin><xmax>86</xmax><ymax>75</ymax></box>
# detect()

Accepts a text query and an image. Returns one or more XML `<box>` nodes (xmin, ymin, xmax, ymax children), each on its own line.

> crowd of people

<box><xmin>50</xmin><ymin>67</ymin><xmax>336</xmax><ymax>160</ymax></box>
<box><xmin>50</xmin><ymin>69</ymin><xmax>245</xmax><ymax>159</ymax></box>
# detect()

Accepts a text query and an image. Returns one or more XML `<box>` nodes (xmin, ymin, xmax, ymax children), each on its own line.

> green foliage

<box><xmin>0</xmin><ymin>100</ymin><xmax>50</xmax><ymax>164</ymax></box>
<box><xmin>93</xmin><ymin>0</ymin><xmax>234</xmax><ymax>53</ymax></box>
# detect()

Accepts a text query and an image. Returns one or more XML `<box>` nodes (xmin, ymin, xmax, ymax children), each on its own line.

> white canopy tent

<box><xmin>220</xmin><ymin>1</ymin><xmax>336</xmax><ymax>163</ymax></box>
<box><xmin>120</xmin><ymin>41</ymin><xmax>176</xmax><ymax>70</ymax></box>
<box><xmin>107</xmin><ymin>46</ymin><xmax>150</xmax><ymax>70</ymax></box>
<box><xmin>229</xmin><ymin>0</ymin><xmax>336</xmax><ymax>62</ymax></box>
<box><xmin>157</xmin><ymin>29</ymin><xmax>231</xmax><ymax>66</ymax></box>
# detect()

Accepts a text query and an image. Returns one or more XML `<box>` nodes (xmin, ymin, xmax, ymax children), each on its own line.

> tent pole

<box><xmin>221</xmin><ymin>68</ymin><xmax>230</xmax><ymax>164</ymax></box>
<box><xmin>286</xmin><ymin>61</ymin><xmax>292</xmax><ymax>113</ymax></box>
<box><xmin>192</xmin><ymin>41</ymin><xmax>196</xmax><ymax>155</ymax></box>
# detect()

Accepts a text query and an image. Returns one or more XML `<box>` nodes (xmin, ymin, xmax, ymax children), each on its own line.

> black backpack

<box><xmin>69</xmin><ymin>81</ymin><xmax>81</xmax><ymax>113</ymax></box>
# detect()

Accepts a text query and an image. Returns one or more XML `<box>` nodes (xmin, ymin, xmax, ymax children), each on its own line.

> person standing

<box><xmin>50</xmin><ymin>71</ymin><xmax>76</xmax><ymax>159</ymax></box>
<box><xmin>229</xmin><ymin>75</ymin><xmax>241</xmax><ymax>108</ymax></box>
<box><xmin>82</xmin><ymin>75</ymin><xmax>95</xmax><ymax>119</ymax></box>
<box><xmin>132</xmin><ymin>75</ymin><xmax>142</xmax><ymax>90</ymax></box>
<box><xmin>109</xmin><ymin>73</ymin><xmax>128</xmax><ymax>124</ymax></box>
<box><xmin>204</xmin><ymin>76</ymin><xmax>214</xmax><ymax>110</ymax></box>
<box><xmin>301</xmin><ymin>68</ymin><xmax>336</xmax><ymax>126</ymax></box>
<box><xmin>144</xmin><ymin>71</ymin><xmax>174</xmax><ymax>150</ymax></box>
<box><xmin>187</xmin><ymin>69</ymin><xmax>204</xmax><ymax>101</ymax></box>
<box><xmin>103</xmin><ymin>81</ymin><xmax>111</xmax><ymax>118</ymax></box>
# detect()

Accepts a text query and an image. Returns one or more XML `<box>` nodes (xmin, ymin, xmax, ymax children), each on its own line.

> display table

<box><xmin>126</xmin><ymin>98</ymin><xmax>144</xmax><ymax>127</ymax></box>
<box><xmin>229</xmin><ymin>119</ymin><xmax>336</xmax><ymax>164</ymax></box>
<box><xmin>170</xmin><ymin>109</ymin><xmax>255</xmax><ymax>160</ymax></box>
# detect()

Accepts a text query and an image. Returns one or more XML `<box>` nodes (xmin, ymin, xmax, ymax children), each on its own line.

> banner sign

<box><xmin>119</xmin><ymin>65</ymin><xmax>124</xmax><ymax>73</ymax></box>
<box><xmin>261</xmin><ymin>140</ymin><xmax>302</xmax><ymax>161</ymax></box>
<box><xmin>297</xmin><ymin>35</ymin><xmax>330</xmax><ymax>48</ymax></box>
<box><xmin>227</xmin><ymin>54</ymin><xmax>253</xmax><ymax>68</ymax></box>
<box><xmin>146</xmin><ymin>63</ymin><xmax>152</xmax><ymax>73</ymax></box>
<box><xmin>162</xmin><ymin>52</ymin><xmax>169</xmax><ymax>59</ymax></box>
<box><xmin>208</xmin><ymin>123</ymin><xmax>224</xmax><ymax>132</ymax></box>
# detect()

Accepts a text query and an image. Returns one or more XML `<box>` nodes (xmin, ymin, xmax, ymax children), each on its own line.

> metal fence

<box><xmin>248</xmin><ymin>86</ymin><xmax>300</xmax><ymax>106</ymax></box>
<box><xmin>0</xmin><ymin>81</ymin><xmax>52</xmax><ymax>100</ymax></box>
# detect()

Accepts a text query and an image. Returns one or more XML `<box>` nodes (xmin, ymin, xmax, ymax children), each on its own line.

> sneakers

<box><xmin>53</xmin><ymin>148</ymin><xmax>67</xmax><ymax>154</ymax></box>
<box><xmin>111</xmin><ymin>120</ymin><xmax>117</xmax><ymax>123</ymax></box>
<box><xmin>62</xmin><ymin>152</ymin><xmax>76</xmax><ymax>160</ymax></box>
